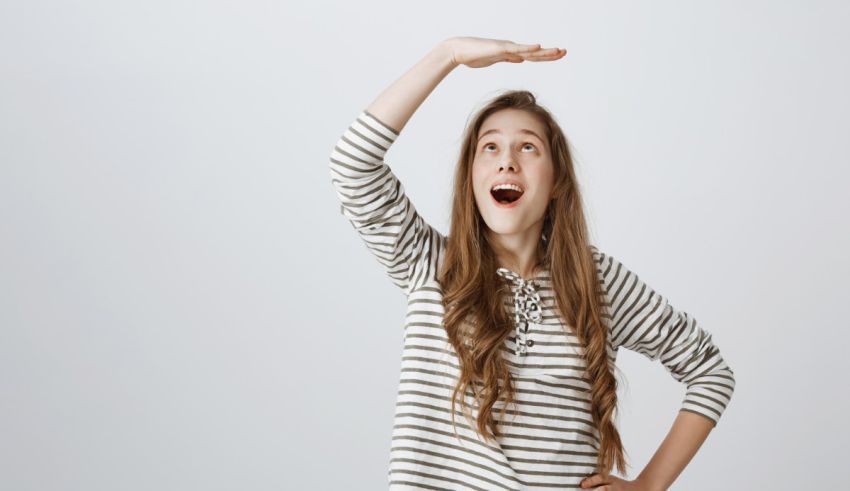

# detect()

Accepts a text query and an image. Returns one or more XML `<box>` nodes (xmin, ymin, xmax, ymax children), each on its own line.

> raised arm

<box><xmin>364</xmin><ymin>39</ymin><xmax>457</xmax><ymax>137</ymax></box>
<box><xmin>329</xmin><ymin>37</ymin><xmax>566</xmax><ymax>295</ymax></box>
<box><xmin>327</xmin><ymin>41</ymin><xmax>456</xmax><ymax>295</ymax></box>
<box><xmin>365</xmin><ymin>37</ymin><xmax>564</xmax><ymax>132</ymax></box>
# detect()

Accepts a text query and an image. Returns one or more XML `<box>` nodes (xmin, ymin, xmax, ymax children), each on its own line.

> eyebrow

<box><xmin>478</xmin><ymin>128</ymin><xmax>544</xmax><ymax>144</ymax></box>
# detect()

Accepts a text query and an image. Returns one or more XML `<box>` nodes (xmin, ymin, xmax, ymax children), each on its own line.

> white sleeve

<box><xmin>592</xmin><ymin>245</ymin><xmax>736</xmax><ymax>426</ymax></box>
<box><xmin>329</xmin><ymin>109</ymin><xmax>444</xmax><ymax>296</ymax></box>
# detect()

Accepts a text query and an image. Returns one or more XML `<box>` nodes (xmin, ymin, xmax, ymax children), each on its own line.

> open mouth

<box><xmin>490</xmin><ymin>184</ymin><xmax>524</xmax><ymax>206</ymax></box>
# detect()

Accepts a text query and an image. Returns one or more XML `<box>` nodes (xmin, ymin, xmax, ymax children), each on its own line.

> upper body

<box><xmin>328</xmin><ymin>108</ymin><xmax>736</xmax><ymax>490</ymax></box>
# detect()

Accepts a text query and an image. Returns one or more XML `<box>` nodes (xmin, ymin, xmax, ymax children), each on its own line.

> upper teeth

<box><xmin>492</xmin><ymin>183</ymin><xmax>523</xmax><ymax>193</ymax></box>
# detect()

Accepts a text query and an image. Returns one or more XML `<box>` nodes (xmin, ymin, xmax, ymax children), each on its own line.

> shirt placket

<box><xmin>497</xmin><ymin>268</ymin><xmax>544</xmax><ymax>357</ymax></box>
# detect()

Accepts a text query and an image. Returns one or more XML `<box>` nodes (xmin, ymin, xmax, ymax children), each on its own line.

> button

<box><xmin>526</xmin><ymin>339</ymin><xmax>534</xmax><ymax>347</ymax></box>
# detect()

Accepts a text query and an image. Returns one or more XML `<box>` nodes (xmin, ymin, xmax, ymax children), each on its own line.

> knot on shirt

<box><xmin>496</xmin><ymin>268</ymin><xmax>543</xmax><ymax>356</ymax></box>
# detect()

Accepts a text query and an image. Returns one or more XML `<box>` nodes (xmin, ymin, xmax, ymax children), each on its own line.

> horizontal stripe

<box><xmin>331</xmin><ymin>109</ymin><xmax>736</xmax><ymax>489</ymax></box>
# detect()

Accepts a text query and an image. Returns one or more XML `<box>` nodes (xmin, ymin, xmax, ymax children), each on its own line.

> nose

<box><xmin>498</xmin><ymin>162</ymin><xmax>517</xmax><ymax>172</ymax></box>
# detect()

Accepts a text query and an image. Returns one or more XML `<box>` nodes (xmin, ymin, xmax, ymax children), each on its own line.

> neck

<box><xmin>487</xmin><ymin>220</ymin><xmax>545</xmax><ymax>280</ymax></box>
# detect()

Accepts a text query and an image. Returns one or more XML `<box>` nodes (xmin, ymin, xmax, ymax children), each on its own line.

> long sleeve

<box><xmin>591</xmin><ymin>245</ymin><xmax>736</xmax><ymax>426</ymax></box>
<box><xmin>328</xmin><ymin>109</ymin><xmax>444</xmax><ymax>296</ymax></box>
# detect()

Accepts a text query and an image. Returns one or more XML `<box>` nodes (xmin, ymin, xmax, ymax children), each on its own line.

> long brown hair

<box><xmin>437</xmin><ymin>89</ymin><xmax>628</xmax><ymax>476</ymax></box>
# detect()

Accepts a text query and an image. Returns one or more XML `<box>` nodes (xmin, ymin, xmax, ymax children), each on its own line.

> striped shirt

<box><xmin>329</xmin><ymin>109</ymin><xmax>736</xmax><ymax>490</ymax></box>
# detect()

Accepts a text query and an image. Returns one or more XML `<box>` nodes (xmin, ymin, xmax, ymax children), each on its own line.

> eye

<box><xmin>482</xmin><ymin>142</ymin><xmax>537</xmax><ymax>152</ymax></box>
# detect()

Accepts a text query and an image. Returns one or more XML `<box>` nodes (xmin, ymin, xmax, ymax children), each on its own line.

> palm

<box><xmin>447</xmin><ymin>36</ymin><xmax>565</xmax><ymax>68</ymax></box>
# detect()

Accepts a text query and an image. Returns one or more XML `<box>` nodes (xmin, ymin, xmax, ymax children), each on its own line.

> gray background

<box><xmin>2</xmin><ymin>0</ymin><xmax>848</xmax><ymax>489</ymax></box>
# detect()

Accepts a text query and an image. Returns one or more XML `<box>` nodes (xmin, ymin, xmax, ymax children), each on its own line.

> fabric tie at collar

<box><xmin>496</xmin><ymin>267</ymin><xmax>543</xmax><ymax>356</ymax></box>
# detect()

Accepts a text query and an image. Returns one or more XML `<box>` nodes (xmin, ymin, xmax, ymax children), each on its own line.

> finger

<box><xmin>510</xmin><ymin>43</ymin><xmax>542</xmax><ymax>53</ymax></box>
<box><xmin>521</xmin><ymin>49</ymin><xmax>566</xmax><ymax>62</ymax></box>
<box><xmin>580</xmin><ymin>474</ymin><xmax>611</xmax><ymax>488</ymax></box>
<box><xmin>522</xmin><ymin>47</ymin><xmax>565</xmax><ymax>58</ymax></box>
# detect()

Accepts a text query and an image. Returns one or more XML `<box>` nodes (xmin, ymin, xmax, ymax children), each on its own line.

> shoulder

<box><xmin>587</xmin><ymin>243</ymin><xmax>609</xmax><ymax>267</ymax></box>
<box><xmin>587</xmin><ymin>244</ymin><xmax>624</xmax><ymax>283</ymax></box>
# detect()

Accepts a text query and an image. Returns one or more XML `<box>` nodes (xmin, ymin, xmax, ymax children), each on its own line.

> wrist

<box><xmin>634</xmin><ymin>475</ymin><xmax>665</xmax><ymax>491</ymax></box>
<box><xmin>436</xmin><ymin>38</ymin><xmax>459</xmax><ymax>69</ymax></box>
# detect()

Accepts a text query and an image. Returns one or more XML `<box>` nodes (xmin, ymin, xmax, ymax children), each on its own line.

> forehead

<box><xmin>478</xmin><ymin>109</ymin><xmax>545</xmax><ymax>141</ymax></box>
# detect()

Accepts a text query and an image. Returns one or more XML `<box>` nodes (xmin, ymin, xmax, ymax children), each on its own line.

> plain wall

<box><xmin>1</xmin><ymin>0</ymin><xmax>848</xmax><ymax>489</ymax></box>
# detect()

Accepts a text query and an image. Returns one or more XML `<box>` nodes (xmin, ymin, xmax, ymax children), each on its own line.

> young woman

<box><xmin>329</xmin><ymin>36</ymin><xmax>735</xmax><ymax>491</ymax></box>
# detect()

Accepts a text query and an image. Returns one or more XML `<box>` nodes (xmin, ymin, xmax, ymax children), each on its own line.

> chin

<box><xmin>482</xmin><ymin>220</ymin><xmax>526</xmax><ymax>236</ymax></box>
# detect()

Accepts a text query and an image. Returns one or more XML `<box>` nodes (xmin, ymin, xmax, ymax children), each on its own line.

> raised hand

<box><xmin>446</xmin><ymin>36</ymin><xmax>566</xmax><ymax>69</ymax></box>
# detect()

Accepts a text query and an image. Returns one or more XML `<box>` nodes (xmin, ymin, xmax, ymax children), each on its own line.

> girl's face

<box><xmin>472</xmin><ymin>109</ymin><xmax>555</xmax><ymax>237</ymax></box>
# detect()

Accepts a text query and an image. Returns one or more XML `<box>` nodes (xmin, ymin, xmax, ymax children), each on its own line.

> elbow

<box><xmin>726</xmin><ymin>365</ymin><xmax>736</xmax><ymax>402</ymax></box>
<box><xmin>715</xmin><ymin>363</ymin><xmax>736</xmax><ymax>420</ymax></box>
<box><xmin>683</xmin><ymin>361</ymin><xmax>735</xmax><ymax>425</ymax></box>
